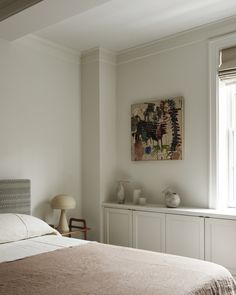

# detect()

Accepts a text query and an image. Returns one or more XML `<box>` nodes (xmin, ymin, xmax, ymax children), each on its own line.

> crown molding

<box><xmin>18</xmin><ymin>35</ymin><xmax>81</xmax><ymax>64</ymax></box>
<box><xmin>13</xmin><ymin>16</ymin><xmax>236</xmax><ymax>67</ymax></box>
<box><xmin>81</xmin><ymin>47</ymin><xmax>117</xmax><ymax>65</ymax></box>
<box><xmin>117</xmin><ymin>16</ymin><xmax>236</xmax><ymax>65</ymax></box>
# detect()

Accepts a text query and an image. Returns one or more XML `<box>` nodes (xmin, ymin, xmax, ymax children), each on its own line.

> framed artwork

<box><xmin>131</xmin><ymin>96</ymin><xmax>184</xmax><ymax>161</ymax></box>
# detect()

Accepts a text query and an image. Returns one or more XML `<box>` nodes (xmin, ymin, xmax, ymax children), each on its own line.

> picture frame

<box><xmin>131</xmin><ymin>96</ymin><xmax>184</xmax><ymax>161</ymax></box>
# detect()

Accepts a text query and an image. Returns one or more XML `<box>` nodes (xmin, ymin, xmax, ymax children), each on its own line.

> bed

<box><xmin>0</xmin><ymin>180</ymin><xmax>236</xmax><ymax>295</ymax></box>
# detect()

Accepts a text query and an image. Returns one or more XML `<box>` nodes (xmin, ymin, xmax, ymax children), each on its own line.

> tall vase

<box><xmin>117</xmin><ymin>182</ymin><xmax>125</xmax><ymax>204</ymax></box>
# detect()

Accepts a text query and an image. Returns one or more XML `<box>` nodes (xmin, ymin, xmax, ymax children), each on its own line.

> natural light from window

<box><xmin>219</xmin><ymin>80</ymin><xmax>236</xmax><ymax>208</ymax></box>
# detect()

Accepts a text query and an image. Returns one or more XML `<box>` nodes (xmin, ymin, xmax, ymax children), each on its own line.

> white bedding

<box><xmin>0</xmin><ymin>235</ymin><xmax>89</xmax><ymax>263</ymax></box>
<box><xmin>0</xmin><ymin>214</ymin><xmax>59</xmax><ymax>244</ymax></box>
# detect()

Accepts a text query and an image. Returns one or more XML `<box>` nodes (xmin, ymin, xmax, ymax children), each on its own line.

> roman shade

<box><xmin>219</xmin><ymin>46</ymin><xmax>236</xmax><ymax>82</ymax></box>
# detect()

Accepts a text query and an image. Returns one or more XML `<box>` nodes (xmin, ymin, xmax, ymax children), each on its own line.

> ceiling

<box><xmin>0</xmin><ymin>0</ymin><xmax>110</xmax><ymax>40</ymax></box>
<box><xmin>1</xmin><ymin>0</ymin><xmax>236</xmax><ymax>52</ymax></box>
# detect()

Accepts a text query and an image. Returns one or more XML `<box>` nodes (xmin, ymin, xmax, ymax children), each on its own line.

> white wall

<box><xmin>117</xmin><ymin>42</ymin><xmax>208</xmax><ymax>207</ymax></box>
<box><xmin>116</xmin><ymin>18</ymin><xmax>236</xmax><ymax>208</ymax></box>
<box><xmin>0</xmin><ymin>36</ymin><xmax>81</xmax><ymax>223</ymax></box>
<box><xmin>81</xmin><ymin>49</ymin><xmax>116</xmax><ymax>241</ymax></box>
<box><xmin>81</xmin><ymin>51</ymin><xmax>100</xmax><ymax>241</ymax></box>
<box><xmin>99</xmin><ymin>50</ymin><xmax>117</xmax><ymax>202</ymax></box>
<box><xmin>99</xmin><ymin>50</ymin><xmax>117</xmax><ymax>240</ymax></box>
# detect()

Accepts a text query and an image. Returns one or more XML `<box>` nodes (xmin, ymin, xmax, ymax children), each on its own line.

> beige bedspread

<box><xmin>0</xmin><ymin>242</ymin><xmax>235</xmax><ymax>295</ymax></box>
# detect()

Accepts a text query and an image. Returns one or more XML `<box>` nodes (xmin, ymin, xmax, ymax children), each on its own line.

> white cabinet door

<box><xmin>205</xmin><ymin>218</ymin><xmax>236</xmax><ymax>276</ymax></box>
<box><xmin>166</xmin><ymin>214</ymin><xmax>204</xmax><ymax>259</ymax></box>
<box><xmin>133</xmin><ymin>211</ymin><xmax>165</xmax><ymax>252</ymax></box>
<box><xmin>104</xmin><ymin>208</ymin><xmax>132</xmax><ymax>247</ymax></box>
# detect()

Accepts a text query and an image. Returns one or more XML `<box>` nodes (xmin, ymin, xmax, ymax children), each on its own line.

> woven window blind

<box><xmin>218</xmin><ymin>46</ymin><xmax>236</xmax><ymax>82</ymax></box>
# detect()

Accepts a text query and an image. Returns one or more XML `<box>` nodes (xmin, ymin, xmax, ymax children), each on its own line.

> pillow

<box><xmin>0</xmin><ymin>213</ymin><xmax>60</xmax><ymax>244</ymax></box>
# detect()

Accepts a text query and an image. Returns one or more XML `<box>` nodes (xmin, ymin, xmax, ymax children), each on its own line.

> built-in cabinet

<box><xmin>165</xmin><ymin>214</ymin><xmax>204</xmax><ymax>259</ymax></box>
<box><xmin>103</xmin><ymin>203</ymin><xmax>236</xmax><ymax>277</ymax></box>
<box><xmin>205</xmin><ymin>218</ymin><xmax>236</xmax><ymax>276</ymax></box>
<box><xmin>104</xmin><ymin>208</ymin><xmax>132</xmax><ymax>247</ymax></box>
<box><xmin>133</xmin><ymin>211</ymin><xmax>165</xmax><ymax>252</ymax></box>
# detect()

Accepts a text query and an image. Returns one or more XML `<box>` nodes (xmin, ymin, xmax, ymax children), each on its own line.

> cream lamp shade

<box><xmin>51</xmin><ymin>194</ymin><xmax>76</xmax><ymax>233</ymax></box>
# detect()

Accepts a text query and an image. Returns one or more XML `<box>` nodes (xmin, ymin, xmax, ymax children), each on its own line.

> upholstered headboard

<box><xmin>0</xmin><ymin>179</ymin><xmax>30</xmax><ymax>214</ymax></box>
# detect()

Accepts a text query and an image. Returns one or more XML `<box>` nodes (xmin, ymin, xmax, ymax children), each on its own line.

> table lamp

<box><xmin>51</xmin><ymin>194</ymin><xmax>76</xmax><ymax>232</ymax></box>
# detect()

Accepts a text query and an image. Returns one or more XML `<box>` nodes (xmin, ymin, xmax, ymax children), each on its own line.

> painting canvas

<box><xmin>131</xmin><ymin>97</ymin><xmax>184</xmax><ymax>161</ymax></box>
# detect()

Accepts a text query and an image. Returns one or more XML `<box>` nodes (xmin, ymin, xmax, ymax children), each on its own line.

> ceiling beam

<box><xmin>0</xmin><ymin>0</ymin><xmax>43</xmax><ymax>22</ymax></box>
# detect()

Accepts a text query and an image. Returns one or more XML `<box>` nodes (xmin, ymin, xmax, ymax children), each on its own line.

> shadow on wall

<box><xmin>33</xmin><ymin>200</ymin><xmax>55</xmax><ymax>223</ymax></box>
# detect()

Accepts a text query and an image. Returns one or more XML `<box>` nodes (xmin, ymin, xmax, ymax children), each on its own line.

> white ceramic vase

<box><xmin>117</xmin><ymin>182</ymin><xmax>125</xmax><ymax>204</ymax></box>
<box><xmin>133</xmin><ymin>189</ymin><xmax>142</xmax><ymax>204</ymax></box>
<box><xmin>165</xmin><ymin>192</ymin><xmax>181</xmax><ymax>208</ymax></box>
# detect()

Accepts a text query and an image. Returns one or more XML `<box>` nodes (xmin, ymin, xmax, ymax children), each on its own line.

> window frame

<box><xmin>209</xmin><ymin>32</ymin><xmax>236</xmax><ymax>209</ymax></box>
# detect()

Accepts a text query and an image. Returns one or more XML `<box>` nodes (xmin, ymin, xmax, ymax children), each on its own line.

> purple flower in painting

<box><xmin>145</xmin><ymin>146</ymin><xmax>152</xmax><ymax>154</ymax></box>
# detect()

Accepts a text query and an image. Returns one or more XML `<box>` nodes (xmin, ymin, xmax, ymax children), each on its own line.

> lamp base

<box><xmin>57</xmin><ymin>209</ymin><xmax>69</xmax><ymax>233</ymax></box>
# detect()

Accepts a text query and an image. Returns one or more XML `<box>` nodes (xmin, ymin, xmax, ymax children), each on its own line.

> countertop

<box><xmin>102</xmin><ymin>202</ymin><xmax>236</xmax><ymax>219</ymax></box>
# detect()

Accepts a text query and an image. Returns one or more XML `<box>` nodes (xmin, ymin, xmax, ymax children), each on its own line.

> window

<box><xmin>219</xmin><ymin>80</ymin><xmax>236</xmax><ymax>207</ymax></box>
<box><xmin>209</xmin><ymin>33</ymin><xmax>236</xmax><ymax>209</ymax></box>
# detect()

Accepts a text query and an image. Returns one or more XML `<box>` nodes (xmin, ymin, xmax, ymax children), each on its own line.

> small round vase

<box><xmin>165</xmin><ymin>192</ymin><xmax>180</xmax><ymax>208</ymax></box>
<box><xmin>133</xmin><ymin>189</ymin><xmax>141</xmax><ymax>204</ymax></box>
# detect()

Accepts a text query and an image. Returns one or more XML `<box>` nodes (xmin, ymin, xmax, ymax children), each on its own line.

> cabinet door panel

<box><xmin>166</xmin><ymin>214</ymin><xmax>204</xmax><ymax>259</ymax></box>
<box><xmin>205</xmin><ymin>218</ymin><xmax>236</xmax><ymax>276</ymax></box>
<box><xmin>104</xmin><ymin>208</ymin><xmax>132</xmax><ymax>247</ymax></box>
<box><xmin>133</xmin><ymin>211</ymin><xmax>165</xmax><ymax>252</ymax></box>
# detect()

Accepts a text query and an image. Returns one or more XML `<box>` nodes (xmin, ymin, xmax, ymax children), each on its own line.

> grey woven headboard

<box><xmin>0</xmin><ymin>179</ymin><xmax>30</xmax><ymax>214</ymax></box>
